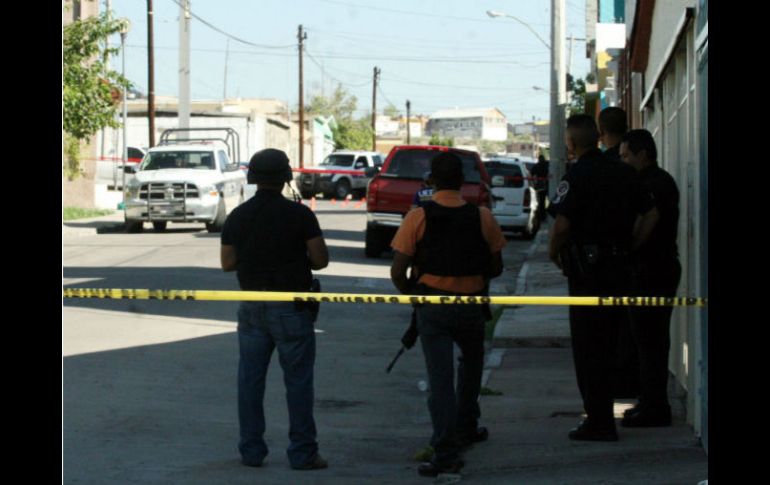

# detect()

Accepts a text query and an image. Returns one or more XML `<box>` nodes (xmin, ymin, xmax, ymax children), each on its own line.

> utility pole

<box><xmin>178</xmin><ymin>0</ymin><xmax>191</xmax><ymax>129</ymax></box>
<box><xmin>371</xmin><ymin>66</ymin><xmax>380</xmax><ymax>152</ymax></box>
<box><xmin>147</xmin><ymin>0</ymin><xmax>156</xmax><ymax>147</ymax></box>
<box><xmin>406</xmin><ymin>99</ymin><xmax>411</xmax><ymax>144</ymax></box>
<box><xmin>298</xmin><ymin>24</ymin><xmax>307</xmax><ymax>168</ymax></box>
<box><xmin>223</xmin><ymin>38</ymin><xmax>230</xmax><ymax>99</ymax></box>
<box><xmin>549</xmin><ymin>0</ymin><xmax>566</xmax><ymax>201</ymax></box>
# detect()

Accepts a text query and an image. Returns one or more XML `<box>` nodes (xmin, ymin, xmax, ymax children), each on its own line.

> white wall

<box><xmin>482</xmin><ymin>124</ymin><xmax>508</xmax><ymax>141</ymax></box>
<box><xmin>645</xmin><ymin>0</ymin><xmax>696</xmax><ymax>85</ymax></box>
<box><xmin>98</xmin><ymin>115</ymin><xmax>267</xmax><ymax>164</ymax></box>
<box><xmin>642</xmin><ymin>19</ymin><xmax>703</xmax><ymax>433</ymax></box>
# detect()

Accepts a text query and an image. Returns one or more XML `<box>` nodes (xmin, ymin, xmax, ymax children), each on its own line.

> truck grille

<box><xmin>139</xmin><ymin>182</ymin><xmax>199</xmax><ymax>200</ymax></box>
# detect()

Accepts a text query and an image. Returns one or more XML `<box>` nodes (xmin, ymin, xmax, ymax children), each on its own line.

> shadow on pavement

<box><xmin>64</xmin><ymin>302</ymin><xmax>428</xmax><ymax>484</ymax></box>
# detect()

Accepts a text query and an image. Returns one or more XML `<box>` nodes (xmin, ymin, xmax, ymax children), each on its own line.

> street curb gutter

<box><xmin>492</xmin><ymin>225</ymin><xmax>571</xmax><ymax>349</ymax></box>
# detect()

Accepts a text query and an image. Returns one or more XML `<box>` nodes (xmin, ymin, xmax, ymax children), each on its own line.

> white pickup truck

<box><xmin>123</xmin><ymin>128</ymin><xmax>247</xmax><ymax>233</ymax></box>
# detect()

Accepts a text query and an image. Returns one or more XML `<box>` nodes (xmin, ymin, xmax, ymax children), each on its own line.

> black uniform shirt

<box><xmin>637</xmin><ymin>162</ymin><xmax>679</xmax><ymax>262</ymax></box>
<box><xmin>550</xmin><ymin>148</ymin><xmax>655</xmax><ymax>249</ymax></box>
<box><xmin>221</xmin><ymin>190</ymin><xmax>322</xmax><ymax>291</ymax></box>
<box><xmin>604</xmin><ymin>144</ymin><xmax>621</xmax><ymax>162</ymax></box>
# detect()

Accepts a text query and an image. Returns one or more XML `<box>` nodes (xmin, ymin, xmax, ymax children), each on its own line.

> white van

<box><xmin>484</xmin><ymin>159</ymin><xmax>540</xmax><ymax>240</ymax></box>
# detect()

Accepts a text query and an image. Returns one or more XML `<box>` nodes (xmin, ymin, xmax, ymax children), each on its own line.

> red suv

<box><xmin>364</xmin><ymin>145</ymin><xmax>492</xmax><ymax>257</ymax></box>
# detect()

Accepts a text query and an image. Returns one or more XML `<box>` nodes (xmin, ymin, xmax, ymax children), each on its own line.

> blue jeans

<box><xmin>416</xmin><ymin>296</ymin><xmax>486</xmax><ymax>466</ymax></box>
<box><xmin>237</xmin><ymin>301</ymin><xmax>318</xmax><ymax>467</ymax></box>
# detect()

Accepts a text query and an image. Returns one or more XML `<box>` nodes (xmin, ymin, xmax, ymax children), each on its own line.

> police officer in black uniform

<box><xmin>619</xmin><ymin>129</ymin><xmax>681</xmax><ymax>427</ymax></box>
<box><xmin>599</xmin><ymin>106</ymin><xmax>640</xmax><ymax>399</ymax></box>
<box><xmin>220</xmin><ymin>148</ymin><xmax>330</xmax><ymax>470</ymax></box>
<box><xmin>548</xmin><ymin>114</ymin><xmax>658</xmax><ymax>441</ymax></box>
<box><xmin>598</xmin><ymin>106</ymin><xmax>628</xmax><ymax>162</ymax></box>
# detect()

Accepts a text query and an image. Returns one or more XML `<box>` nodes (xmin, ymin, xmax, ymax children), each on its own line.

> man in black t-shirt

<box><xmin>221</xmin><ymin>148</ymin><xmax>329</xmax><ymax>470</ymax></box>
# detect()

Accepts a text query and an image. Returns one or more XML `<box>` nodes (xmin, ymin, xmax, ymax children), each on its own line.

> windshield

<box><xmin>384</xmin><ymin>149</ymin><xmax>481</xmax><ymax>183</ymax></box>
<box><xmin>484</xmin><ymin>161</ymin><xmax>525</xmax><ymax>188</ymax></box>
<box><xmin>139</xmin><ymin>151</ymin><xmax>216</xmax><ymax>171</ymax></box>
<box><xmin>320</xmin><ymin>154</ymin><xmax>355</xmax><ymax>167</ymax></box>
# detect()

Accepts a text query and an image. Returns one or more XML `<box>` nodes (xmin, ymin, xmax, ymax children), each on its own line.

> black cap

<box><xmin>247</xmin><ymin>148</ymin><xmax>291</xmax><ymax>185</ymax></box>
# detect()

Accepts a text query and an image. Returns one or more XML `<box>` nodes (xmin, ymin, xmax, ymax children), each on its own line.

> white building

<box><xmin>426</xmin><ymin>108</ymin><xmax>508</xmax><ymax>141</ymax></box>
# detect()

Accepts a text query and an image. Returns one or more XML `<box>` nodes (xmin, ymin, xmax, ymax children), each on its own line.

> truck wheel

<box><xmin>365</xmin><ymin>224</ymin><xmax>387</xmax><ymax>258</ymax></box>
<box><xmin>334</xmin><ymin>179</ymin><xmax>351</xmax><ymax>199</ymax></box>
<box><xmin>206</xmin><ymin>199</ymin><xmax>227</xmax><ymax>233</ymax></box>
<box><xmin>152</xmin><ymin>221</ymin><xmax>167</xmax><ymax>232</ymax></box>
<box><xmin>125</xmin><ymin>220</ymin><xmax>144</xmax><ymax>233</ymax></box>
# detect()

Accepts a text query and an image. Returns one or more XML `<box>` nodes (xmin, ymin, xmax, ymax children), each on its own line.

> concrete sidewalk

<box><xmin>470</xmin><ymin>221</ymin><xmax>708</xmax><ymax>484</ymax></box>
<box><xmin>62</xmin><ymin>210</ymin><xmax>126</xmax><ymax>238</ymax></box>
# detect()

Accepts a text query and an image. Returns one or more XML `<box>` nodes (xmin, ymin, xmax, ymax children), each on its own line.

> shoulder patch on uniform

<box><xmin>552</xmin><ymin>180</ymin><xmax>570</xmax><ymax>203</ymax></box>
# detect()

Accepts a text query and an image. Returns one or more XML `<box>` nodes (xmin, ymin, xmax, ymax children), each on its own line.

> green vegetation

<box><xmin>480</xmin><ymin>386</ymin><xmax>504</xmax><ymax>396</ymax></box>
<box><xmin>63</xmin><ymin>207</ymin><xmax>114</xmax><ymax>221</ymax></box>
<box><xmin>64</xmin><ymin>12</ymin><xmax>132</xmax><ymax>179</ymax></box>
<box><xmin>306</xmin><ymin>84</ymin><xmax>374</xmax><ymax>150</ymax></box>
<box><xmin>428</xmin><ymin>134</ymin><xmax>455</xmax><ymax>147</ymax></box>
<box><xmin>485</xmin><ymin>306</ymin><xmax>505</xmax><ymax>341</ymax></box>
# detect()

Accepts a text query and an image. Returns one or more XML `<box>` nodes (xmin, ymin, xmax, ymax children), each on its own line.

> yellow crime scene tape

<box><xmin>62</xmin><ymin>288</ymin><xmax>707</xmax><ymax>307</ymax></box>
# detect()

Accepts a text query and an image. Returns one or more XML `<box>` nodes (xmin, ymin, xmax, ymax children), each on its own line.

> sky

<box><xmin>105</xmin><ymin>0</ymin><xmax>589</xmax><ymax>125</ymax></box>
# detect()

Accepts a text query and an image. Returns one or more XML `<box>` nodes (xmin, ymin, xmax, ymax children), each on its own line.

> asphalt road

<box><xmin>62</xmin><ymin>199</ymin><xmax>533</xmax><ymax>484</ymax></box>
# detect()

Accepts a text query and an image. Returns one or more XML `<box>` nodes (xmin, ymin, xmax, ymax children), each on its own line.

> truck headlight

<box><xmin>125</xmin><ymin>180</ymin><xmax>141</xmax><ymax>199</ymax></box>
<box><xmin>199</xmin><ymin>185</ymin><xmax>220</xmax><ymax>197</ymax></box>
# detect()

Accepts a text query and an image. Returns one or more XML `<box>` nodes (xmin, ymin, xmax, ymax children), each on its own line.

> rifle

<box><xmin>385</xmin><ymin>308</ymin><xmax>419</xmax><ymax>373</ymax></box>
<box><xmin>386</xmin><ymin>269</ymin><xmax>420</xmax><ymax>373</ymax></box>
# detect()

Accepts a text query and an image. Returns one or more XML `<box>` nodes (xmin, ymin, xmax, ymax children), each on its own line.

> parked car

<box><xmin>484</xmin><ymin>158</ymin><xmax>540</xmax><ymax>240</ymax></box>
<box><xmin>296</xmin><ymin>150</ymin><xmax>384</xmax><ymax>200</ymax></box>
<box><xmin>364</xmin><ymin>145</ymin><xmax>492</xmax><ymax>257</ymax></box>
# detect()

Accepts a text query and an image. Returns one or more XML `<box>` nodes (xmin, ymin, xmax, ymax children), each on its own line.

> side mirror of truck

<box><xmin>124</xmin><ymin>165</ymin><xmax>136</xmax><ymax>174</ymax></box>
<box><xmin>364</xmin><ymin>166</ymin><xmax>379</xmax><ymax>178</ymax></box>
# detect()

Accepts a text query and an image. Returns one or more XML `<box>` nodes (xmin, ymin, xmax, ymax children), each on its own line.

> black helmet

<box><xmin>247</xmin><ymin>148</ymin><xmax>292</xmax><ymax>185</ymax></box>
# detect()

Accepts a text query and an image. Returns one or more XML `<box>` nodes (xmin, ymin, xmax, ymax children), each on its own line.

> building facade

<box><xmin>426</xmin><ymin>108</ymin><xmax>508</xmax><ymax>141</ymax></box>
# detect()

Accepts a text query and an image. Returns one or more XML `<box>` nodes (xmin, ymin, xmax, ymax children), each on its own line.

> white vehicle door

<box><xmin>486</xmin><ymin>162</ymin><xmax>526</xmax><ymax>217</ymax></box>
<box><xmin>217</xmin><ymin>150</ymin><xmax>245</xmax><ymax>210</ymax></box>
<box><xmin>352</xmin><ymin>155</ymin><xmax>369</xmax><ymax>189</ymax></box>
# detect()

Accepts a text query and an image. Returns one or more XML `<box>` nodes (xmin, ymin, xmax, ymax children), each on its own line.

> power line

<box><xmin>305</xmin><ymin>50</ymin><xmax>371</xmax><ymax>89</ymax></box>
<box><xmin>381</xmin><ymin>74</ymin><xmax>542</xmax><ymax>92</ymax></box>
<box><xmin>166</xmin><ymin>0</ymin><xmax>294</xmax><ymax>49</ymax></box>
<box><xmin>126</xmin><ymin>43</ymin><xmax>550</xmax><ymax>67</ymax></box>
<box><xmin>307</xmin><ymin>28</ymin><xmax>551</xmax><ymax>54</ymax></box>
<box><xmin>377</xmin><ymin>85</ymin><xmax>397</xmax><ymax>111</ymax></box>
<box><xmin>316</xmin><ymin>0</ymin><xmax>550</xmax><ymax>27</ymax></box>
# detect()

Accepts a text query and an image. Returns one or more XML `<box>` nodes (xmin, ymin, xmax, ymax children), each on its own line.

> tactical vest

<box><xmin>415</xmin><ymin>201</ymin><xmax>490</xmax><ymax>277</ymax></box>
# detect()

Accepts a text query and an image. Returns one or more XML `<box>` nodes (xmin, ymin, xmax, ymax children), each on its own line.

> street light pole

<box><xmin>549</xmin><ymin>0</ymin><xmax>567</xmax><ymax>202</ymax></box>
<box><xmin>486</xmin><ymin>7</ymin><xmax>565</xmax><ymax>198</ymax></box>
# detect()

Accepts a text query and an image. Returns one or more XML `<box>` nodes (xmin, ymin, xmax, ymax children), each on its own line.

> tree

<box><xmin>306</xmin><ymin>84</ymin><xmax>374</xmax><ymax>150</ymax></box>
<box><xmin>383</xmin><ymin>104</ymin><xmax>399</xmax><ymax>118</ymax></box>
<box><xmin>428</xmin><ymin>134</ymin><xmax>454</xmax><ymax>147</ymax></box>
<box><xmin>567</xmin><ymin>73</ymin><xmax>587</xmax><ymax>116</ymax></box>
<box><xmin>63</xmin><ymin>12</ymin><xmax>131</xmax><ymax>179</ymax></box>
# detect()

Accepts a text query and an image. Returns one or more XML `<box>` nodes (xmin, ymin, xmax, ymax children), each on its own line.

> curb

<box><xmin>492</xmin><ymin>223</ymin><xmax>572</xmax><ymax>349</ymax></box>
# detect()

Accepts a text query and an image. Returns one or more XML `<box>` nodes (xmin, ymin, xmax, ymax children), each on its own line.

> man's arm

<box><xmin>306</xmin><ymin>236</ymin><xmax>329</xmax><ymax>270</ymax></box>
<box><xmin>391</xmin><ymin>250</ymin><xmax>414</xmax><ymax>294</ymax></box>
<box><xmin>221</xmin><ymin>244</ymin><xmax>237</xmax><ymax>272</ymax></box>
<box><xmin>631</xmin><ymin>207</ymin><xmax>660</xmax><ymax>252</ymax></box>
<box><xmin>488</xmin><ymin>251</ymin><xmax>503</xmax><ymax>279</ymax></box>
<box><xmin>549</xmin><ymin>214</ymin><xmax>571</xmax><ymax>269</ymax></box>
